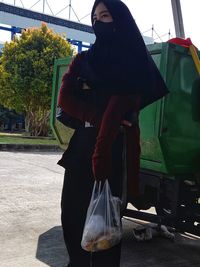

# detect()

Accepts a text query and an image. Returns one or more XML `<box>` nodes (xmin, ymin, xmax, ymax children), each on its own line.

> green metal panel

<box><xmin>141</xmin><ymin>42</ymin><xmax>200</xmax><ymax>177</ymax></box>
<box><xmin>50</xmin><ymin>57</ymin><xmax>73</xmax><ymax>149</ymax></box>
<box><xmin>140</xmin><ymin>43</ymin><xmax>167</xmax><ymax>173</ymax></box>
<box><xmin>160</xmin><ymin>43</ymin><xmax>200</xmax><ymax>175</ymax></box>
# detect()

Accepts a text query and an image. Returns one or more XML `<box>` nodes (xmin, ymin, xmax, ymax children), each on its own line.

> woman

<box><xmin>58</xmin><ymin>1</ymin><xmax>168</xmax><ymax>266</ymax></box>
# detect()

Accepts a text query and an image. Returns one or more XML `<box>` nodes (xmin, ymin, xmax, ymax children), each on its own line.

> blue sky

<box><xmin>0</xmin><ymin>0</ymin><xmax>200</xmax><ymax>48</ymax></box>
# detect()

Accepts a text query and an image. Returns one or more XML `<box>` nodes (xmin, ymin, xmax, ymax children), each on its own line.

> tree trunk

<box><xmin>25</xmin><ymin>114</ymin><xmax>30</xmax><ymax>134</ymax></box>
<box><xmin>26</xmin><ymin>110</ymin><xmax>50</xmax><ymax>137</ymax></box>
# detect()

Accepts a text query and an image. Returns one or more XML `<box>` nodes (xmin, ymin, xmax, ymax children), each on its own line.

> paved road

<box><xmin>0</xmin><ymin>151</ymin><xmax>200</xmax><ymax>267</ymax></box>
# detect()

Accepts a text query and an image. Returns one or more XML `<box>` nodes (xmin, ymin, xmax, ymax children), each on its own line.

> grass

<box><xmin>0</xmin><ymin>132</ymin><xmax>58</xmax><ymax>145</ymax></box>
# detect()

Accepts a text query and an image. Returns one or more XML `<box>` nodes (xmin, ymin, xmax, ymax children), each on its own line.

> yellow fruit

<box><xmin>96</xmin><ymin>238</ymin><xmax>111</xmax><ymax>250</ymax></box>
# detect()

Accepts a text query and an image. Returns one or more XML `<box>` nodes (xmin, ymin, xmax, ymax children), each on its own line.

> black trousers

<box><xmin>61</xmin><ymin>128</ymin><xmax>124</xmax><ymax>267</ymax></box>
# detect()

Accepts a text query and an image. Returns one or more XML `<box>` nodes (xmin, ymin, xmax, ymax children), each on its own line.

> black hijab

<box><xmin>86</xmin><ymin>0</ymin><xmax>150</xmax><ymax>94</ymax></box>
<box><xmin>83</xmin><ymin>0</ymin><xmax>169</xmax><ymax>107</ymax></box>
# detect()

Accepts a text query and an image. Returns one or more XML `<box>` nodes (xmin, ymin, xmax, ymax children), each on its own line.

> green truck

<box><xmin>51</xmin><ymin>42</ymin><xmax>200</xmax><ymax>236</ymax></box>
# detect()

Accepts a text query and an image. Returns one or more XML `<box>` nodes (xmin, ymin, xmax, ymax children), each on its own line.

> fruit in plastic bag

<box><xmin>96</xmin><ymin>236</ymin><xmax>111</xmax><ymax>250</ymax></box>
<box><xmin>81</xmin><ymin>181</ymin><xmax>122</xmax><ymax>252</ymax></box>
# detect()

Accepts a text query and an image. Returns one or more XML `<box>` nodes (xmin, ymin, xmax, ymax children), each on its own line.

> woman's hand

<box><xmin>92</xmin><ymin>152</ymin><xmax>112</xmax><ymax>181</ymax></box>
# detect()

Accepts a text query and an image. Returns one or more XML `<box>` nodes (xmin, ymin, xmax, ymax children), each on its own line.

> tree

<box><xmin>0</xmin><ymin>23</ymin><xmax>74</xmax><ymax>136</ymax></box>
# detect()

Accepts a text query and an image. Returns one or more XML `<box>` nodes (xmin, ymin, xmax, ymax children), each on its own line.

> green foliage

<box><xmin>0</xmin><ymin>23</ymin><xmax>74</xmax><ymax>136</ymax></box>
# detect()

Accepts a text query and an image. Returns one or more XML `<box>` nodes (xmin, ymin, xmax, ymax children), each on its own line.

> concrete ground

<box><xmin>0</xmin><ymin>151</ymin><xmax>200</xmax><ymax>267</ymax></box>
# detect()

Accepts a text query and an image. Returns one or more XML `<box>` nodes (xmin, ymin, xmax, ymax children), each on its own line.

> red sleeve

<box><xmin>58</xmin><ymin>53</ymin><xmax>101</xmax><ymax>126</ymax></box>
<box><xmin>92</xmin><ymin>95</ymin><xmax>140</xmax><ymax>180</ymax></box>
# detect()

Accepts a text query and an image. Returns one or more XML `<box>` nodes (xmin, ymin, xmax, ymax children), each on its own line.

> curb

<box><xmin>0</xmin><ymin>143</ymin><xmax>62</xmax><ymax>152</ymax></box>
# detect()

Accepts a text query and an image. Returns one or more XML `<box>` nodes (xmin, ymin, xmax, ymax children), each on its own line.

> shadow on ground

<box><xmin>121</xmin><ymin>218</ymin><xmax>200</xmax><ymax>267</ymax></box>
<box><xmin>36</xmin><ymin>221</ymin><xmax>200</xmax><ymax>267</ymax></box>
<box><xmin>36</xmin><ymin>226</ymin><xmax>68</xmax><ymax>267</ymax></box>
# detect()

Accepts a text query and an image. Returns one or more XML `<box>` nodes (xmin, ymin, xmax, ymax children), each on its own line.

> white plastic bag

<box><xmin>81</xmin><ymin>180</ymin><xmax>122</xmax><ymax>252</ymax></box>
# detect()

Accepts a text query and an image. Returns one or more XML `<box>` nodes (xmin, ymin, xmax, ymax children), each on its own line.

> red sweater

<box><xmin>58</xmin><ymin>53</ymin><xmax>141</xmax><ymax>196</ymax></box>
